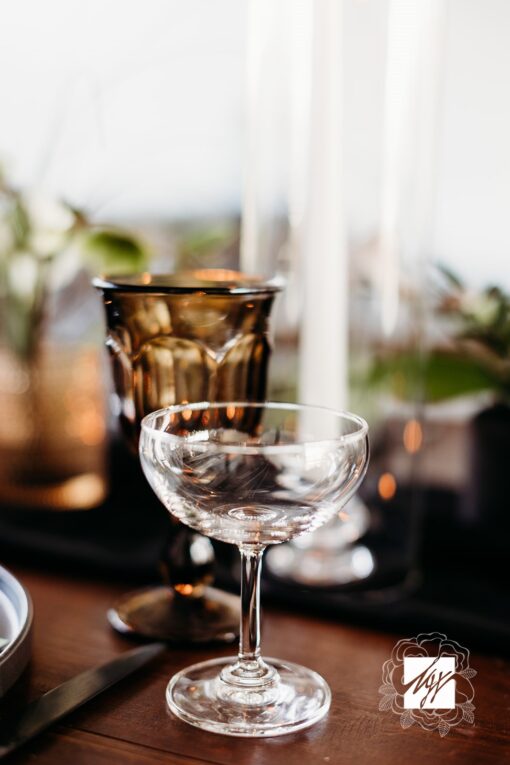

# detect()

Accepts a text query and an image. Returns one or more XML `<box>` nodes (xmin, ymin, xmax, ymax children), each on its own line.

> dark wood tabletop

<box><xmin>3</xmin><ymin>566</ymin><xmax>509</xmax><ymax>765</ymax></box>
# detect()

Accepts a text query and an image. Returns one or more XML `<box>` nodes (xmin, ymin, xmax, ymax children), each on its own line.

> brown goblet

<box><xmin>94</xmin><ymin>269</ymin><xmax>281</xmax><ymax>642</ymax></box>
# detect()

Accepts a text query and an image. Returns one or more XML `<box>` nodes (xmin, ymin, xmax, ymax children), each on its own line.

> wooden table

<box><xmin>4</xmin><ymin>567</ymin><xmax>509</xmax><ymax>764</ymax></box>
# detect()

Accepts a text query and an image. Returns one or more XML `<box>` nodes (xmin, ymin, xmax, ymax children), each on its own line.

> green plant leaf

<box><xmin>436</xmin><ymin>263</ymin><xmax>464</xmax><ymax>289</ymax></box>
<box><xmin>176</xmin><ymin>224</ymin><xmax>237</xmax><ymax>270</ymax></box>
<box><xmin>368</xmin><ymin>351</ymin><xmax>497</xmax><ymax>403</ymax></box>
<box><xmin>422</xmin><ymin>352</ymin><xmax>497</xmax><ymax>401</ymax></box>
<box><xmin>81</xmin><ymin>229</ymin><xmax>149</xmax><ymax>276</ymax></box>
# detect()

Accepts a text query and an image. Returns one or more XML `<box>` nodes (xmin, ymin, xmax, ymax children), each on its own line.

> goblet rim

<box><xmin>140</xmin><ymin>401</ymin><xmax>368</xmax><ymax>455</ymax></box>
<box><xmin>92</xmin><ymin>271</ymin><xmax>283</xmax><ymax>295</ymax></box>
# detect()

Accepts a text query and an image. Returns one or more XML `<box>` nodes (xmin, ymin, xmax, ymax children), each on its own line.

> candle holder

<box><xmin>94</xmin><ymin>270</ymin><xmax>281</xmax><ymax>642</ymax></box>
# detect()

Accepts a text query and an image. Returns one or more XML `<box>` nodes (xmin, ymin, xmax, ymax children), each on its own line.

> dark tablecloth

<box><xmin>0</xmin><ymin>443</ymin><xmax>508</xmax><ymax>656</ymax></box>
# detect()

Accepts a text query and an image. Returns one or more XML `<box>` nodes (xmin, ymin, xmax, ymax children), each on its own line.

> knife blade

<box><xmin>0</xmin><ymin>641</ymin><xmax>165</xmax><ymax>758</ymax></box>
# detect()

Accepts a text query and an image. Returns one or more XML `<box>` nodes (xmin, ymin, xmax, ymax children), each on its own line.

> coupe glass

<box><xmin>140</xmin><ymin>401</ymin><xmax>369</xmax><ymax>737</ymax></box>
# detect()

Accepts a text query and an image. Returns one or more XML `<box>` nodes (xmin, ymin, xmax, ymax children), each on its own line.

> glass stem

<box><xmin>218</xmin><ymin>545</ymin><xmax>277</xmax><ymax>701</ymax></box>
<box><xmin>238</xmin><ymin>546</ymin><xmax>264</xmax><ymax>667</ymax></box>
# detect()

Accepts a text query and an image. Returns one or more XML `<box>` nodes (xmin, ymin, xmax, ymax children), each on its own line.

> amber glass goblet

<box><xmin>94</xmin><ymin>270</ymin><xmax>281</xmax><ymax>642</ymax></box>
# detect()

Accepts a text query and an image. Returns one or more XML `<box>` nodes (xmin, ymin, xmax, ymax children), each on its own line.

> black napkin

<box><xmin>0</xmin><ymin>444</ymin><xmax>167</xmax><ymax>580</ymax></box>
<box><xmin>0</xmin><ymin>443</ymin><xmax>508</xmax><ymax>656</ymax></box>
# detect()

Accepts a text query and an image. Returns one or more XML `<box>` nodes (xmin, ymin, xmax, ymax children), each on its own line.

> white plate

<box><xmin>0</xmin><ymin>565</ymin><xmax>33</xmax><ymax>696</ymax></box>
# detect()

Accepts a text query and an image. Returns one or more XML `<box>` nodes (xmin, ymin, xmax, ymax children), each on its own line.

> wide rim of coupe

<box><xmin>141</xmin><ymin>401</ymin><xmax>369</xmax><ymax>455</ymax></box>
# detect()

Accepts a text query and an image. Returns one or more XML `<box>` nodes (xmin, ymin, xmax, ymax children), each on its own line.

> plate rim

<box><xmin>0</xmin><ymin>564</ymin><xmax>33</xmax><ymax>693</ymax></box>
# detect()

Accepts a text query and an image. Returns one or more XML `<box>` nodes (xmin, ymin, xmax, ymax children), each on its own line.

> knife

<box><xmin>0</xmin><ymin>641</ymin><xmax>165</xmax><ymax>759</ymax></box>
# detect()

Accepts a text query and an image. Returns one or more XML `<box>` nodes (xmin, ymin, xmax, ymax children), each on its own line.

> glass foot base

<box><xmin>108</xmin><ymin>585</ymin><xmax>239</xmax><ymax>644</ymax></box>
<box><xmin>166</xmin><ymin>656</ymin><xmax>331</xmax><ymax>737</ymax></box>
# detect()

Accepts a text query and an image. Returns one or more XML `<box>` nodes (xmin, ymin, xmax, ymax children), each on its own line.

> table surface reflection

<box><xmin>2</xmin><ymin>565</ymin><xmax>509</xmax><ymax>765</ymax></box>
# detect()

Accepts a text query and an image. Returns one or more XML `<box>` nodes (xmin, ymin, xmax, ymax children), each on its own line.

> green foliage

<box><xmin>10</xmin><ymin>196</ymin><xmax>31</xmax><ymax>249</ymax></box>
<box><xmin>435</xmin><ymin>268</ymin><xmax>510</xmax><ymax>360</ymax></box>
<box><xmin>367</xmin><ymin>266</ymin><xmax>510</xmax><ymax>403</ymax></box>
<box><xmin>369</xmin><ymin>350</ymin><xmax>497</xmax><ymax>403</ymax></box>
<box><xmin>0</xmin><ymin>174</ymin><xmax>150</xmax><ymax>360</ymax></box>
<box><xmin>175</xmin><ymin>224</ymin><xmax>237</xmax><ymax>270</ymax></box>
<box><xmin>81</xmin><ymin>229</ymin><xmax>149</xmax><ymax>276</ymax></box>
<box><xmin>420</xmin><ymin>352</ymin><xmax>497</xmax><ymax>401</ymax></box>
